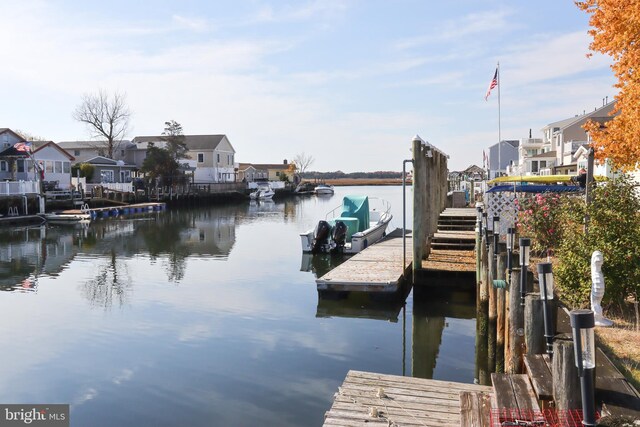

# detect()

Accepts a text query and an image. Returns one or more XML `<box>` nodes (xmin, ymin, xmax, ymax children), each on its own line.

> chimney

<box><xmin>529</xmin><ymin>129</ymin><xmax>532</xmax><ymax>138</ymax></box>
<box><xmin>283</xmin><ymin>159</ymin><xmax>287</xmax><ymax>165</ymax></box>
<box><xmin>606</xmin><ymin>96</ymin><xmax>608</xmax><ymax>104</ymax></box>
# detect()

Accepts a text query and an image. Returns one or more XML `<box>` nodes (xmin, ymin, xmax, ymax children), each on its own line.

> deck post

<box><xmin>488</xmin><ymin>242</ymin><xmax>497</xmax><ymax>375</ymax></box>
<box><xmin>496</xmin><ymin>244</ymin><xmax>507</xmax><ymax>373</ymax></box>
<box><xmin>525</xmin><ymin>293</ymin><xmax>545</xmax><ymax>355</ymax></box>
<box><xmin>412</xmin><ymin>137</ymin><xmax>426</xmax><ymax>280</ymax></box>
<box><xmin>552</xmin><ymin>336</ymin><xmax>582</xmax><ymax>411</ymax></box>
<box><xmin>476</xmin><ymin>233</ymin><xmax>489</xmax><ymax>385</ymax></box>
<box><xmin>507</xmin><ymin>268</ymin><xmax>525</xmax><ymax>374</ymax></box>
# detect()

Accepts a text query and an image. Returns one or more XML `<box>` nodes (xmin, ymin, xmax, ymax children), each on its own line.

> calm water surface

<box><xmin>0</xmin><ymin>186</ymin><xmax>477</xmax><ymax>427</ymax></box>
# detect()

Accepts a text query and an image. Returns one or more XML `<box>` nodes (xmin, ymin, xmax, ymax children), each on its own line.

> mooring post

<box><xmin>525</xmin><ymin>293</ymin><xmax>545</xmax><ymax>355</ymax></box>
<box><xmin>552</xmin><ymin>336</ymin><xmax>582</xmax><ymax>411</ymax></box>
<box><xmin>476</xmin><ymin>233</ymin><xmax>489</xmax><ymax>385</ymax></box>
<box><xmin>488</xmin><ymin>242</ymin><xmax>497</xmax><ymax>374</ymax></box>
<box><xmin>496</xmin><ymin>244</ymin><xmax>507</xmax><ymax>373</ymax></box>
<box><xmin>507</xmin><ymin>268</ymin><xmax>525</xmax><ymax>374</ymax></box>
<box><xmin>411</xmin><ymin>137</ymin><xmax>424</xmax><ymax>281</ymax></box>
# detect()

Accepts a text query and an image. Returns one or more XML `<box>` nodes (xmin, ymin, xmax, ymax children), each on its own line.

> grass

<box><xmin>306</xmin><ymin>178</ymin><xmax>410</xmax><ymax>186</ymax></box>
<box><xmin>594</xmin><ymin>308</ymin><xmax>640</xmax><ymax>392</ymax></box>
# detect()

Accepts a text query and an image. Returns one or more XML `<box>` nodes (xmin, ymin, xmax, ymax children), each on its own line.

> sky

<box><xmin>0</xmin><ymin>0</ymin><xmax>615</xmax><ymax>172</ymax></box>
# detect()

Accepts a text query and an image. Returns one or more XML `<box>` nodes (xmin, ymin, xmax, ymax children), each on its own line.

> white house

<box><xmin>131</xmin><ymin>134</ymin><xmax>236</xmax><ymax>183</ymax></box>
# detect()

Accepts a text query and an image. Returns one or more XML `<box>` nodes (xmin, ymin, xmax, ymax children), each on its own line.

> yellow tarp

<box><xmin>488</xmin><ymin>175</ymin><xmax>574</xmax><ymax>184</ymax></box>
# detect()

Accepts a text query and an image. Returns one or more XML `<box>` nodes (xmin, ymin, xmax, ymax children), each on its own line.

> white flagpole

<box><xmin>497</xmin><ymin>62</ymin><xmax>501</xmax><ymax>178</ymax></box>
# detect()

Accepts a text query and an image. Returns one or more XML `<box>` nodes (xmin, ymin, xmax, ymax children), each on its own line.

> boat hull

<box><xmin>300</xmin><ymin>214</ymin><xmax>392</xmax><ymax>254</ymax></box>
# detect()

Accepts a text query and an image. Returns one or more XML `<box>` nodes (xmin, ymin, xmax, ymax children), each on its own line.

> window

<box><xmin>74</xmin><ymin>150</ymin><xmax>80</xmax><ymax>156</ymax></box>
<box><xmin>27</xmin><ymin>160</ymin><xmax>34</xmax><ymax>173</ymax></box>
<box><xmin>197</xmin><ymin>153</ymin><xmax>204</xmax><ymax>163</ymax></box>
<box><xmin>0</xmin><ymin>161</ymin><xmax>6</xmax><ymax>172</ymax></box>
<box><xmin>276</xmin><ymin>171</ymin><xmax>280</xmax><ymax>177</ymax></box>
<box><xmin>17</xmin><ymin>160</ymin><xmax>25</xmax><ymax>173</ymax></box>
<box><xmin>120</xmin><ymin>170</ymin><xmax>131</xmax><ymax>182</ymax></box>
<box><xmin>45</xmin><ymin>161</ymin><xmax>54</xmax><ymax>173</ymax></box>
<box><xmin>63</xmin><ymin>162</ymin><xmax>70</xmax><ymax>173</ymax></box>
<box><xmin>55</xmin><ymin>161</ymin><xmax>62</xmax><ymax>173</ymax></box>
<box><xmin>100</xmin><ymin>170</ymin><xmax>114</xmax><ymax>183</ymax></box>
<box><xmin>120</xmin><ymin>150</ymin><xmax>125</xmax><ymax>157</ymax></box>
<box><xmin>217</xmin><ymin>153</ymin><xmax>220</xmax><ymax>163</ymax></box>
<box><xmin>531</xmin><ymin>161</ymin><xmax>539</xmax><ymax>173</ymax></box>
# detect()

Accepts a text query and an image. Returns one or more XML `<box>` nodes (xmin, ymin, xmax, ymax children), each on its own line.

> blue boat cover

<box><xmin>340</xmin><ymin>195</ymin><xmax>370</xmax><ymax>232</ymax></box>
<box><xmin>487</xmin><ymin>184</ymin><xmax>582</xmax><ymax>193</ymax></box>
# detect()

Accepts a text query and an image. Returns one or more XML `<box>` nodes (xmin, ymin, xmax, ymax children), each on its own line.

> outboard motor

<box><xmin>331</xmin><ymin>221</ymin><xmax>348</xmax><ymax>253</ymax></box>
<box><xmin>312</xmin><ymin>220</ymin><xmax>331</xmax><ymax>254</ymax></box>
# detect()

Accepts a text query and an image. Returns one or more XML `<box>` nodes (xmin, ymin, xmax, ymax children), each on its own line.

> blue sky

<box><xmin>0</xmin><ymin>1</ymin><xmax>614</xmax><ymax>172</ymax></box>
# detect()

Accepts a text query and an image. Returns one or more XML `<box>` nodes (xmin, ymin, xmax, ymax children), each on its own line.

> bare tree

<box><xmin>73</xmin><ymin>90</ymin><xmax>131</xmax><ymax>158</ymax></box>
<box><xmin>294</xmin><ymin>152</ymin><xmax>315</xmax><ymax>175</ymax></box>
<box><xmin>14</xmin><ymin>130</ymin><xmax>47</xmax><ymax>141</ymax></box>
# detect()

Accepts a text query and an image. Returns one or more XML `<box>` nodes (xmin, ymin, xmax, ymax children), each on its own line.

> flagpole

<box><xmin>497</xmin><ymin>61</ymin><xmax>501</xmax><ymax>178</ymax></box>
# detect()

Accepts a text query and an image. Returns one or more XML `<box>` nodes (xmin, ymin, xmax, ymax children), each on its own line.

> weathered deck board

<box><xmin>324</xmin><ymin>370</ymin><xmax>493</xmax><ymax>427</ymax></box>
<box><xmin>316</xmin><ymin>232</ymin><xmax>411</xmax><ymax>292</ymax></box>
<box><xmin>421</xmin><ymin>249</ymin><xmax>477</xmax><ymax>272</ymax></box>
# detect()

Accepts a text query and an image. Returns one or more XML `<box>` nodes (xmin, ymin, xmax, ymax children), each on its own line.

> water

<box><xmin>0</xmin><ymin>186</ymin><xmax>477</xmax><ymax>426</ymax></box>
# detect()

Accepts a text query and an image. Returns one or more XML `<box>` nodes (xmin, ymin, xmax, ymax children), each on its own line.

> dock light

<box><xmin>506</xmin><ymin>227</ymin><xmax>516</xmax><ymax>276</ymax></box>
<box><xmin>570</xmin><ymin>309</ymin><xmax>597</xmax><ymax>427</ymax></box>
<box><xmin>537</xmin><ymin>262</ymin><xmax>555</xmax><ymax>356</ymax></box>
<box><xmin>519</xmin><ymin>238</ymin><xmax>531</xmax><ymax>307</ymax></box>
<box><xmin>476</xmin><ymin>206</ymin><xmax>483</xmax><ymax>235</ymax></box>
<box><xmin>492</xmin><ymin>216</ymin><xmax>500</xmax><ymax>255</ymax></box>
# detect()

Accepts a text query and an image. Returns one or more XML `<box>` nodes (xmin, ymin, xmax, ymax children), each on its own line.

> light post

<box><xmin>570</xmin><ymin>309</ymin><xmax>597</xmax><ymax>427</ymax></box>
<box><xmin>537</xmin><ymin>262</ymin><xmax>555</xmax><ymax>356</ymax></box>
<box><xmin>476</xmin><ymin>206</ymin><xmax>483</xmax><ymax>235</ymax></box>
<box><xmin>483</xmin><ymin>212</ymin><xmax>490</xmax><ymax>249</ymax></box>
<box><xmin>492</xmin><ymin>215</ymin><xmax>500</xmax><ymax>256</ymax></box>
<box><xmin>519</xmin><ymin>238</ymin><xmax>531</xmax><ymax>307</ymax></box>
<box><xmin>506</xmin><ymin>227</ymin><xmax>516</xmax><ymax>279</ymax></box>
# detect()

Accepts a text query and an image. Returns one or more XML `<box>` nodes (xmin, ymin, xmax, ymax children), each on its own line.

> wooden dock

<box><xmin>323</xmin><ymin>370</ymin><xmax>492</xmax><ymax>426</ymax></box>
<box><xmin>316</xmin><ymin>230</ymin><xmax>411</xmax><ymax>292</ymax></box>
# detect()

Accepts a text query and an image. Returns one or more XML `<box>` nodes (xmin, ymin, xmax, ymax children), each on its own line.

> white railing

<box><xmin>86</xmin><ymin>182</ymin><xmax>133</xmax><ymax>193</ymax></box>
<box><xmin>0</xmin><ymin>180</ymin><xmax>40</xmax><ymax>195</ymax></box>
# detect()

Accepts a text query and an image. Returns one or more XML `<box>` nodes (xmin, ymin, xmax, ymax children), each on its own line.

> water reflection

<box><xmin>316</xmin><ymin>290</ymin><xmax>408</xmax><ymax>323</ymax></box>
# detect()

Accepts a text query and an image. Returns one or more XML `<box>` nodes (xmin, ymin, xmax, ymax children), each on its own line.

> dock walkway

<box><xmin>323</xmin><ymin>370</ymin><xmax>492</xmax><ymax>426</ymax></box>
<box><xmin>316</xmin><ymin>229</ymin><xmax>411</xmax><ymax>292</ymax></box>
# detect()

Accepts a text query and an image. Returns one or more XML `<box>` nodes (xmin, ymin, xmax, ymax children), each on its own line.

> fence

<box><xmin>0</xmin><ymin>180</ymin><xmax>40</xmax><ymax>196</ymax></box>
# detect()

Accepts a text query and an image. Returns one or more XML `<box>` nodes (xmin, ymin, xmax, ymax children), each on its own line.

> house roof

<box><xmin>30</xmin><ymin>141</ymin><xmax>75</xmax><ymax>161</ymax></box>
<box><xmin>463</xmin><ymin>165</ymin><xmax>484</xmax><ymax>174</ymax></box>
<box><xmin>85</xmin><ymin>156</ymin><xmax>136</xmax><ymax>167</ymax></box>
<box><xmin>489</xmin><ymin>139</ymin><xmax>519</xmax><ymax>150</ymax></box>
<box><xmin>57</xmin><ymin>140</ymin><xmax>111</xmax><ymax>149</ymax></box>
<box><xmin>250</xmin><ymin>163</ymin><xmax>290</xmax><ymax>170</ymax></box>
<box><xmin>543</xmin><ymin>101</ymin><xmax>616</xmax><ymax>131</ymax></box>
<box><xmin>0</xmin><ymin>128</ymin><xmax>27</xmax><ymax>141</ymax></box>
<box><xmin>132</xmin><ymin>135</ymin><xmax>232</xmax><ymax>151</ymax></box>
<box><xmin>237</xmin><ymin>163</ymin><xmax>267</xmax><ymax>171</ymax></box>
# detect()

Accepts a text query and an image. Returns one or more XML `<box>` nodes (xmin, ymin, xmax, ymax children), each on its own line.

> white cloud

<box><xmin>172</xmin><ymin>14</ymin><xmax>209</xmax><ymax>32</ymax></box>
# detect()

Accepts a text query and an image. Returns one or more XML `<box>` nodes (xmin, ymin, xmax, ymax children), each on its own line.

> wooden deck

<box><xmin>316</xmin><ymin>231</ymin><xmax>411</xmax><ymax>292</ymax></box>
<box><xmin>323</xmin><ymin>370</ymin><xmax>493</xmax><ymax>426</ymax></box>
<box><xmin>421</xmin><ymin>249</ymin><xmax>477</xmax><ymax>273</ymax></box>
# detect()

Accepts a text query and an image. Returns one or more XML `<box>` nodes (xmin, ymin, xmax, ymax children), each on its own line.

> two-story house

<box><xmin>488</xmin><ymin>140</ymin><xmax>519</xmax><ymax>179</ymax></box>
<box><xmin>131</xmin><ymin>135</ymin><xmax>236</xmax><ymax>183</ymax></box>
<box><xmin>541</xmin><ymin>101</ymin><xmax>616</xmax><ymax>174</ymax></box>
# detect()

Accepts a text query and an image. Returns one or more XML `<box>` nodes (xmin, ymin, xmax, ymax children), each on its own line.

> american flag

<box><xmin>13</xmin><ymin>142</ymin><xmax>31</xmax><ymax>152</ymax></box>
<box><xmin>485</xmin><ymin>68</ymin><xmax>498</xmax><ymax>100</ymax></box>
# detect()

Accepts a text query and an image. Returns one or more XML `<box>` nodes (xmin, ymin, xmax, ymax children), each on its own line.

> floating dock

<box><xmin>55</xmin><ymin>202</ymin><xmax>167</xmax><ymax>219</ymax></box>
<box><xmin>316</xmin><ymin>230</ymin><xmax>411</xmax><ymax>292</ymax></box>
<box><xmin>323</xmin><ymin>370</ymin><xmax>492</xmax><ymax>426</ymax></box>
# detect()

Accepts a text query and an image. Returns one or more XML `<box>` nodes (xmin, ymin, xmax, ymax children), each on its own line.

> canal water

<box><xmin>0</xmin><ymin>186</ymin><xmax>477</xmax><ymax>427</ymax></box>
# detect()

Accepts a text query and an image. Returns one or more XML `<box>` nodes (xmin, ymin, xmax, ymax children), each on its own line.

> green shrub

<box><xmin>555</xmin><ymin>176</ymin><xmax>640</xmax><ymax>308</ymax></box>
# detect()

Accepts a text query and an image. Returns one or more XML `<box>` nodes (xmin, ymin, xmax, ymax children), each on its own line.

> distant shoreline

<box><xmin>305</xmin><ymin>178</ymin><xmax>412</xmax><ymax>186</ymax></box>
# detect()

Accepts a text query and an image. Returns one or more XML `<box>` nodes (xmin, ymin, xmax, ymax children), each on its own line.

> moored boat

<box><xmin>41</xmin><ymin>212</ymin><xmax>92</xmax><ymax>224</ymax></box>
<box><xmin>300</xmin><ymin>195</ymin><xmax>392</xmax><ymax>254</ymax></box>
<box><xmin>249</xmin><ymin>183</ymin><xmax>275</xmax><ymax>200</ymax></box>
<box><xmin>314</xmin><ymin>184</ymin><xmax>334</xmax><ymax>195</ymax></box>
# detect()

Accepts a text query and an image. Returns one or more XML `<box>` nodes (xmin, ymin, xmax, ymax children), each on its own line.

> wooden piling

<box><xmin>507</xmin><ymin>268</ymin><xmax>524</xmax><ymax>374</ymax></box>
<box><xmin>552</xmin><ymin>336</ymin><xmax>582</xmax><ymax>411</ymax></box>
<box><xmin>525</xmin><ymin>293</ymin><xmax>545</xmax><ymax>356</ymax></box>
<box><xmin>487</xmin><ymin>243</ymin><xmax>497</xmax><ymax>375</ymax></box>
<box><xmin>476</xmin><ymin>234</ymin><xmax>489</xmax><ymax>385</ymax></box>
<box><xmin>496</xmin><ymin>245</ymin><xmax>507</xmax><ymax>373</ymax></box>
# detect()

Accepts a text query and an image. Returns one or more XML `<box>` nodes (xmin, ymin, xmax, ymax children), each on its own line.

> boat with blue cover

<box><xmin>300</xmin><ymin>195</ymin><xmax>392</xmax><ymax>254</ymax></box>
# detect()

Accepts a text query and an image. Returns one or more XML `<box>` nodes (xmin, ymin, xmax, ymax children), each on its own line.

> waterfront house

<box><xmin>541</xmin><ymin>100</ymin><xmax>616</xmax><ymax>174</ymax></box>
<box><xmin>83</xmin><ymin>156</ymin><xmax>136</xmax><ymax>184</ymax></box>
<box><xmin>249</xmin><ymin>160</ymin><xmax>295</xmax><ymax>182</ymax></box>
<box><xmin>487</xmin><ymin>140</ymin><xmax>519</xmax><ymax>179</ymax></box>
<box><xmin>131</xmin><ymin>135</ymin><xmax>236</xmax><ymax>183</ymax></box>
<box><xmin>236</xmin><ymin>163</ymin><xmax>268</xmax><ymax>182</ymax></box>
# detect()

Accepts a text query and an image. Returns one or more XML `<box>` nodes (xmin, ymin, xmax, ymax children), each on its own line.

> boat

<box><xmin>300</xmin><ymin>195</ymin><xmax>392</xmax><ymax>254</ymax></box>
<box><xmin>249</xmin><ymin>183</ymin><xmax>275</xmax><ymax>200</ymax></box>
<box><xmin>314</xmin><ymin>184</ymin><xmax>334</xmax><ymax>195</ymax></box>
<box><xmin>41</xmin><ymin>212</ymin><xmax>91</xmax><ymax>224</ymax></box>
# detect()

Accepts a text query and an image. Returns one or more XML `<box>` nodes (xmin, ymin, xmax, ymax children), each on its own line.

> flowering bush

<box><xmin>515</xmin><ymin>192</ymin><xmax>565</xmax><ymax>254</ymax></box>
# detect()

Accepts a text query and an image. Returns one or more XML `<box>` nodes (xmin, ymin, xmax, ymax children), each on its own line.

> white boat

<box><xmin>41</xmin><ymin>212</ymin><xmax>92</xmax><ymax>224</ymax></box>
<box><xmin>249</xmin><ymin>183</ymin><xmax>275</xmax><ymax>200</ymax></box>
<box><xmin>300</xmin><ymin>195</ymin><xmax>392</xmax><ymax>254</ymax></box>
<box><xmin>314</xmin><ymin>184</ymin><xmax>334</xmax><ymax>195</ymax></box>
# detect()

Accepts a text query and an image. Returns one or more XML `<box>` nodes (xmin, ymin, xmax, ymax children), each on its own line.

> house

<box><xmin>57</xmin><ymin>140</ymin><xmax>130</xmax><ymax>164</ymax></box>
<box><xmin>83</xmin><ymin>156</ymin><xmax>137</xmax><ymax>184</ymax></box>
<box><xmin>249</xmin><ymin>160</ymin><xmax>295</xmax><ymax>182</ymax></box>
<box><xmin>131</xmin><ymin>134</ymin><xmax>236</xmax><ymax>183</ymax></box>
<box><xmin>541</xmin><ymin>101</ymin><xmax>616</xmax><ymax>174</ymax></box>
<box><xmin>0</xmin><ymin>132</ymin><xmax>74</xmax><ymax>190</ymax></box>
<box><xmin>236</xmin><ymin>163</ymin><xmax>268</xmax><ymax>182</ymax></box>
<box><xmin>488</xmin><ymin>140</ymin><xmax>519</xmax><ymax>178</ymax></box>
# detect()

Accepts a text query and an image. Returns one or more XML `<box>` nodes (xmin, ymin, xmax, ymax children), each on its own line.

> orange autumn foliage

<box><xmin>577</xmin><ymin>0</ymin><xmax>640</xmax><ymax>171</ymax></box>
